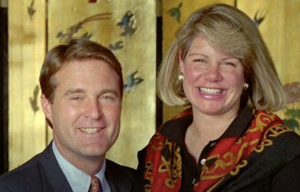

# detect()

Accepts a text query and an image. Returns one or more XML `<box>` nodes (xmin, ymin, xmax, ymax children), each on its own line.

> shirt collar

<box><xmin>160</xmin><ymin>105</ymin><xmax>254</xmax><ymax>145</ymax></box>
<box><xmin>52</xmin><ymin>142</ymin><xmax>111</xmax><ymax>192</ymax></box>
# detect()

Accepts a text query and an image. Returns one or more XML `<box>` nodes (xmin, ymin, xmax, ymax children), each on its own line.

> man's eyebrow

<box><xmin>101</xmin><ymin>89</ymin><xmax>120</xmax><ymax>96</ymax></box>
<box><xmin>64</xmin><ymin>88</ymin><xmax>85</xmax><ymax>96</ymax></box>
<box><xmin>63</xmin><ymin>88</ymin><xmax>120</xmax><ymax>97</ymax></box>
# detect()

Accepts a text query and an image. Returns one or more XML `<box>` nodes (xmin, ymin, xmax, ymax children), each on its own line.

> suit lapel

<box><xmin>37</xmin><ymin>142</ymin><xmax>73</xmax><ymax>192</ymax></box>
<box><xmin>105</xmin><ymin>160</ymin><xmax>135</xmax><ymax>192</ymax></box>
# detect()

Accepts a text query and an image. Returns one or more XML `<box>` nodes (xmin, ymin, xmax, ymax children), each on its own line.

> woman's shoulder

<box><xmin>271</xmin><ymin>154</ymin><xmax>300</xmax><ymax>191</ymax></box>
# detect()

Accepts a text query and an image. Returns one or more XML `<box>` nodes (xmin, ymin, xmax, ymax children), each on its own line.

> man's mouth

<box><xmin>78</xmin><ymin>128</ymin><xmax>101</xmax><ymax>134</ymax></box>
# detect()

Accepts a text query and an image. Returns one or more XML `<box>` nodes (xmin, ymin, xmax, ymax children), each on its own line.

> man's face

<box><xmin>41</xmin><ymin>59</ymin><xmax>122</xmax><ymax>165</ymax></box>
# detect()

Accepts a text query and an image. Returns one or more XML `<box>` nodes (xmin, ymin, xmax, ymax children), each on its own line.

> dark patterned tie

<box><xmin>89</xmin><ymin>176</ymin><xmax>103</xmax><ymax>192</ymax></box>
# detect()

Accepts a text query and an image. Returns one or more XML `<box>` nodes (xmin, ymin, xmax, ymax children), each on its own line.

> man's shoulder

<box><xmin>105</xmin><ymin>159</ymin><xmax>142</xmax><ymax>192</ymax></box>
<box><xmin>106</xmin><ymin>159</ymin><xmax>137</xmax><ymax>176</ymax></box>
<box><xmin>0</xmin><ymin>153</ymin><xmax>43</xmax><ymax>191</ymax></box>
<box><xmin>0</xmin><ymin>144</ymin><xmax>64</xmax><ymax>192</ymax></box>
<box><xmin>0</xmin><ymin>153</ymin><xmax>41</xmax><ymax>179</ymax></box>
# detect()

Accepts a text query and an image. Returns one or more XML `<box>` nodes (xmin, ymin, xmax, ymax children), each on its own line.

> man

<box><xmin>0</xmin><ymin>39</ymin><xmax>141</xmax><ymax>192</ymax></box>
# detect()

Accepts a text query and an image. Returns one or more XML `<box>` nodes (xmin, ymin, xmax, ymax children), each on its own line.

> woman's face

<box><xmin>179</xmin><ymin>36</ymin><xmax>245</xmax><ymax>117</ymax></box>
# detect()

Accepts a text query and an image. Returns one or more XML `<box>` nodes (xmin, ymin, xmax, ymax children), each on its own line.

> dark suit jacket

<box><xmin>0</xmin><ymin>143</ymin><xmax>141</xmax><ymax>192</ymax></box>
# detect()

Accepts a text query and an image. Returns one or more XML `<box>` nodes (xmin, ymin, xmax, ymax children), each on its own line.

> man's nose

<box><xmin>85</xmin><ymin>99</ymin><xmax>102</xmax><ymax>120</ymax></box>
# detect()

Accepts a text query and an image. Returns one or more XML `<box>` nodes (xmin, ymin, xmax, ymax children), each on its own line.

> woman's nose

<box><xmin>204</xmin><ymin>65</ymin><xmax>222</xmax><ymax>82</ymax></box>
<box><xmin>85</xmin><ymin>99</ymin><xmax>102</xmax><ymax>120</ymax></box>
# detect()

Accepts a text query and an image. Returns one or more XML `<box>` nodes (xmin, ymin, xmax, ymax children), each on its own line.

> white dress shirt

<box><xmin>52</xmin><ymin>142</ymin><xmax>111</xmax><ymax>192</ymax></box>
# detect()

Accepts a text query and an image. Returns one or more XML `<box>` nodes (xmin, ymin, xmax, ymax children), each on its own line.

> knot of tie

<box><xmin>89</xmin><ymin>176</ymin><xmax>102</xmax><ymax>192</ymax></box>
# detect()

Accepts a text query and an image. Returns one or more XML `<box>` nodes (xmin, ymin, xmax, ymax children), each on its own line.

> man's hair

<box><xmin>39</xmin><ymin>38</ymin><xmax>123</xmax><ymax>104</ymax></box>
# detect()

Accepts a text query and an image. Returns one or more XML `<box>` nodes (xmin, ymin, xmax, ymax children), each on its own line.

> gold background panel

<box><xmin>8</xmin><ymin>0</ymin><xmax>47</xmax><ymax>169</ymax></box>
<box><xmin>238</xmin><ymin>0</ymin><xmax>300</xmax><ymax>134</ymax></box>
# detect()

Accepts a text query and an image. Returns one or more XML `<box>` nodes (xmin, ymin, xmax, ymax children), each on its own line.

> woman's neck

<box><xmin>184</xmin><ymin>108</ymin><xmax>238</xmax><ymax>162</ymax></box>
<box><xmin>192</xmin><ymin>109</ymin><xmax>237</xmax><ymax>139</ymax></box>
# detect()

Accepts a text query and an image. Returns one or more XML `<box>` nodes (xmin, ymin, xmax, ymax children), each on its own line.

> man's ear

<box><xmin>41</xmin><ymin>94</ymin><xmax>53</xmax><ymax>125</ymax></box>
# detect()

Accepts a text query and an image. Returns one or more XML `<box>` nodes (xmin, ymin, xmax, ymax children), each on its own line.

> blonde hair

<box><xmin>157</xmin><ymin>3</ymin><xmax>286</xmax><ymax>112</ymax></box>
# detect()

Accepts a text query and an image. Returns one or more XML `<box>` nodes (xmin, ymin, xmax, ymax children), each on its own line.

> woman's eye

<box><xmin>194</xmin><ymin>58</ymin><xmax>205</xmax><ymax>62</ymax></box>
<box><xmin>223</xmin><ymin>62</ymin><xmax>236</xmax><ymax>67</ymax></box>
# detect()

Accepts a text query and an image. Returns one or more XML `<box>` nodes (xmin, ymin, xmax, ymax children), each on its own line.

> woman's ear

<box><xmin>41</xmin><ymin>94</ymin><xmax>53</xmax><ymax>124</ymax></box>
<box><xmin>179</xmin><ymin>52</ymin><xmax>185</xmax><ymax>74</ymax></box>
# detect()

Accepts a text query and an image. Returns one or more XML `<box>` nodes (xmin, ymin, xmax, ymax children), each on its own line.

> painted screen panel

<box><xmin>8</xmin><ymin>0</ymin><xmax>47</xmax><ymax>169</ymax></box>
<box><xmin>238</xmin><ymin>0</ymin><xmax>300</xmax><ymax>135</ymax></box>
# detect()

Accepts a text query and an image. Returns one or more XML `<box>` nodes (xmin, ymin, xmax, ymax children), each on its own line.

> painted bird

<box><xmin>167</xmin><ymin>2</ymin><xmax>182</xmax><ymax>23</ymax></box>
<box><xmin>56</xmin><ymin>23</ymin><xmax>83</xmax><ymax>43</ymax></box>
<box><xmin>29</xmin><ymin>85</ymin><xmax>40</xmax><ymax>115</ymax></box>
<box><xmin>123</xmin><ymin>70</ymin><xmax>144</xmax><ymax>92</ymax></box>
<box><xmin>27</xmin><ymin>0</ymin><xmax>36</xmax><ymax>21</ymax></box>
<box><xmin>253</xmin><ymin>10</ymin><xmax>266</xmax><ymax>27</ymax></box>
<box><xmin>79</xmin><ymin>32</ymin><xmax>93</xmax><ymax>40</ymax></box>
<box><xmin>117</xmin><ymin>11</ymin><xmax>134</xmax><ymax>28</ymax></box>
<box><xmin>109</xmin><ymin>40</ymin><xmax>124</xmax><ymax>51</ymax></box>
<box><xmin>121</xmin><ymin>24</ymin><xmax>137</xmax><ymax>37</ymax></box>
<box><xmin>117</xmin><ymin>10</ymin><xmax>137</xmax><ymax>37</ymax></box>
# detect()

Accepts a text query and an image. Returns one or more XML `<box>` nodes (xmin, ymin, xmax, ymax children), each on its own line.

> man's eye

<box><xmin>101</xmin><ymin>95</ymin><xmax>115</xmax><ymax>101</ymax></box>
<box><xmin>70</xmin><ymin>96</ymin><xmax>83</xmax><ymax>100</ymax></box>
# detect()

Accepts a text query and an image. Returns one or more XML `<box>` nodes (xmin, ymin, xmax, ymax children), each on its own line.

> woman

<box><xmin>138</xmin><ymin>3</ymin><xmax>300</xmax><ymax>192</ymax></box>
